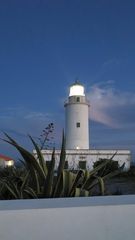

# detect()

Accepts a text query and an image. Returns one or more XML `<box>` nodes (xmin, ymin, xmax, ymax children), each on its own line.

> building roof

<box><xmin>71</xmin><ymin>79</ymin><xmax>83</xmax><ymax>87</ymax></box>
<box><xmin>0</xmin><ymin>154</ymin><xmax>13</xmax><ymax>161</ymax></box>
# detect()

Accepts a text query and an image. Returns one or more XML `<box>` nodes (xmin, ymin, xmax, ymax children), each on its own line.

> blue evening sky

<box><xmin>0</xmin><ymin>0</ymin><xmax>135</xmax><ymax>160</ymax></box>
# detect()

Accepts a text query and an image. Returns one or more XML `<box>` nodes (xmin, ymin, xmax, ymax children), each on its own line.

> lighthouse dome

<box><xmin>69</xmin><ymin>81</ymin><xmax>85</xmax><ymax>97</ymax></box>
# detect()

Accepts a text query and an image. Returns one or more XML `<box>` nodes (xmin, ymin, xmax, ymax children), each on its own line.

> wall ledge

<box><xmin>0</xmin><ymin>194</ymin><xmax>135</xmax><ymax>211</ymax></box>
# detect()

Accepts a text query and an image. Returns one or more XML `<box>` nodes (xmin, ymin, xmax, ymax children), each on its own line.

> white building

<box><xmin>40</xmin><ymin>149</ymin><xmax>131</xmax><ymax>171</ymax></box>
<box><xmin>0</xmin><ymin>154</ymin><xmax>14</xmax><ymax>167</ymax></box>
<box><xmin>36</xmin><ymin>81</ymin><xmax>131</xmax><ymax>171</ymax></box>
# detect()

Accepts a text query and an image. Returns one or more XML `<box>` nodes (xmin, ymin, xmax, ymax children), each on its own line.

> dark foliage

<box><xmin>93</xmin><ymin>158</ymin><xmax>119</xmax><ymax>177</ymax></box>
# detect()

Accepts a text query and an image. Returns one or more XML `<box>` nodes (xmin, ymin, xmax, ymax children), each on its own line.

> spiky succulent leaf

<box><xmin>103</xmin><ymin>163</ymin><xmax>125</xmax><ymax>181</ymax></box>
<box><xmin>75</xmin><ymin>188</ymin><xmax>89</xmax><ymax>197</ymax></box>
<box><xmin>29</xmin><ymin>135</ymin><xmax>48</xmax><ymax>177</ymax></box>
<box><xmin>3</xmin><ymin>133</ymin><xmax>46</xmax><ymax>180</ymax></box>
<box><xmin>68</xmin><ymin>170</ymin><xmax>84</xmax><ymax>197</ymax></box>
<box><xmin>97</xmin><ymin>177</ymin><xmax>105</xmax><ymax>196</ymax></box>
<box><xmin>1</xmin><ymin>180</ymin><xmax>19</xmax><ymax>199</ymax></box>
<box><xmin>23</xmin><ymin>187</ymin><xmax>38</xmax><ymax>198</ymax></box>
<box><xmin>62</xmin><ymin>170</ymin><xmax>77</xmax><ymax>197</ymax></box>
<box><xmin>44</xmin><ymin>148</ymin><xmax>55</xmax><ymax>197</ymax></box>
<box><xmin>82</xmin><ymin>159</ymin><xmax>114</xmax><ymax>189</ymax></box>
<box><xmin>52</xmin><ymin>131</ymin><xmax>66</xmax><ymax>197</ymax></box>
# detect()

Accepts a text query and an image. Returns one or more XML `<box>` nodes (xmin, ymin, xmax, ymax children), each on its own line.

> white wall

<box><xmin>65</xmin><ymin>99</ymin><xmax>89</xmax><ymax>149</ymax></box>
<box><xmin>38</xmin><ymin>149</ymin><xmax>131</xmax><ymax>171</ymax></box>
<box><xmin>0</xmin><ymin>195</ymin><xmax>135</xmax><ymax>240</ymax></box>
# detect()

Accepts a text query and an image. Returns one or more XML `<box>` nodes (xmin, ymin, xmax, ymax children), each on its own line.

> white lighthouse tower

<box><xmin>37</xmin><ymin>80</ymin><xmax>131</xmax><ymax>171</ymax></box>
<box><xmin>64</xmin><ymin>81</ymin><xmax>90</xmax><ymax>150</ymax></box>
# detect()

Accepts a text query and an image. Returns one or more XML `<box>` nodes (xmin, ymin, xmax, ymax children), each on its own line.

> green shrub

<box><xmin>93</xmin><ymin>158</ymin><xmax>119</xmax><ymax>177</ymax></box>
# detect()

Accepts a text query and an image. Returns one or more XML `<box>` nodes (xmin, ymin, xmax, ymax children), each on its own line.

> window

<box><xmin>76</xmin><ymin>97</ymin><xmax>80</xmax><ymax>102</ymax></box>
<box><xmin>79</xmin><ymin>161</ymin><xmax>86</xmax><ymax>170</ymax></box>
<box><xmin>76</xmin><ymin>122</ymin><xmax>80</xmax><ymax>128</ymax></box>
<box><xmin>46</xmin><ymin>161</ymin><xmax>51</xmax><ymax>169</ymax></box>
<box><xmin>79</xmin><ymin>156</ymin><xmax>86</xmax><ymax>160</ymax></box>
<box><xmin>64</xmin><ymin>161</ymin><xmax>68</xmax><ymax>169</ymax></box>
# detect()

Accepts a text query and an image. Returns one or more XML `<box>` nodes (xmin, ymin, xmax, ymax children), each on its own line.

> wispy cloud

<box><xmin>0</xmin><ymin>107</ymin><xmax>53</xmax><ymax>137</ymax></box>
<box><xmin>0</xmin><ymin>107</ymin><xmax>56</xmax><ymax>157</ymax></box>
<box><xmin>92</xmin><ymin>58</ymin><xmax>120</xmax><ymax>82</ymax></box>
<box><xmin>88</xmin><ymin>82</ymin><xmax>135</xmax><ymax>128</ymax></box>
<box><xmin>0</xmin><ymin>106</ymin><xmax>64</xmax><ymax>156</ymax></box>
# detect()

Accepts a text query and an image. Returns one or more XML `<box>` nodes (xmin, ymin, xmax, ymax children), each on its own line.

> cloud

<box><xmin>0</xmin><ymin>106</ymin><xmax>64</xmax><ymax>158</ymax></box>
<box><xmin>0</xmin><ymin>107</ymin><xmax>57</xmax><ymax>157</ymax></box>
<box><xmin>87</xmin><ymin>82</ymin><xmax>135</xmax><ymax>128</ymax></box>
<box><xmin>0</xmin><ymin>107</ymin><xmax>54</xmax><ymax>140</ymax></box>
<box><xmin>92</xmin><ymin>58</ymin><xmax>120</xmax><ymax>82</ymax></box>
<box><xmin>102</xmin><ymin>58</ymin><xmax>120</xmax><ymax>68</ymax></box>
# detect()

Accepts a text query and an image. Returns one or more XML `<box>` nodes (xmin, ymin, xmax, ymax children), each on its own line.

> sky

<box><xmin>0</xmin><ymin>0</ymin><xmax>135</xmax><ymax>161</ymax></box>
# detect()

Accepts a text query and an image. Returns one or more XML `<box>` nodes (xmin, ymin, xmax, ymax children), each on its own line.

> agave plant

<box><xmin>0</xmin><ymin>132</ymin><xmax>124</xmax><ymax>200</ymax></box>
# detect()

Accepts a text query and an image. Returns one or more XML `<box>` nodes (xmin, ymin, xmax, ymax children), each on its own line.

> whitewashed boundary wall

<box><xmin>0</xmin><ymin>195</ymin><xmax>135</xmax><ymax>240</ymax></box>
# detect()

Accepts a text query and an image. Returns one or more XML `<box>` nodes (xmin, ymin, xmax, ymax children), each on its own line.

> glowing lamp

<box><xmin>5</xmin><ymin>160</ymin><xmax>14</xmax><ymax>167</ymax></box>
<box><xmin>69</xmin><ymin>84</ymin><xmax>85</xmax><ymax>97</ymax></box>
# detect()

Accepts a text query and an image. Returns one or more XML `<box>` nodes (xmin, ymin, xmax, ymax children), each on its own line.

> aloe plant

<box><xmin>0</xmin><ymin>133</ymin><xmax>124</xmax><ymax>199</ymax></box>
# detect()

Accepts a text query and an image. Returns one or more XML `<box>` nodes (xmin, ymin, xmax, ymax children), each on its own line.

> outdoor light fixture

<box><xmin>69</xmin><ymin>84</ymin><xmax>85</xmax><ymax>96</ymax></box>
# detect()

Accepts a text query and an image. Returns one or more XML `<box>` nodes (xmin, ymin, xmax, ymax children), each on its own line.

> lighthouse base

<box><xmin>33</xmin><ymin>149</ymin><xmax>131</xmax><ymax>171</ymax></box>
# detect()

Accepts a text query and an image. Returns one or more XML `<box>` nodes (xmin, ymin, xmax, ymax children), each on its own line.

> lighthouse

<box><xmin>36</xmin><ymin>80</ymin><xmax>131</xmax><ymax>171</ymax></box>
<box><xmin>64</xmin><ymin>81</ymin><xmax>90</xmax><ymax>150</ymax></box>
